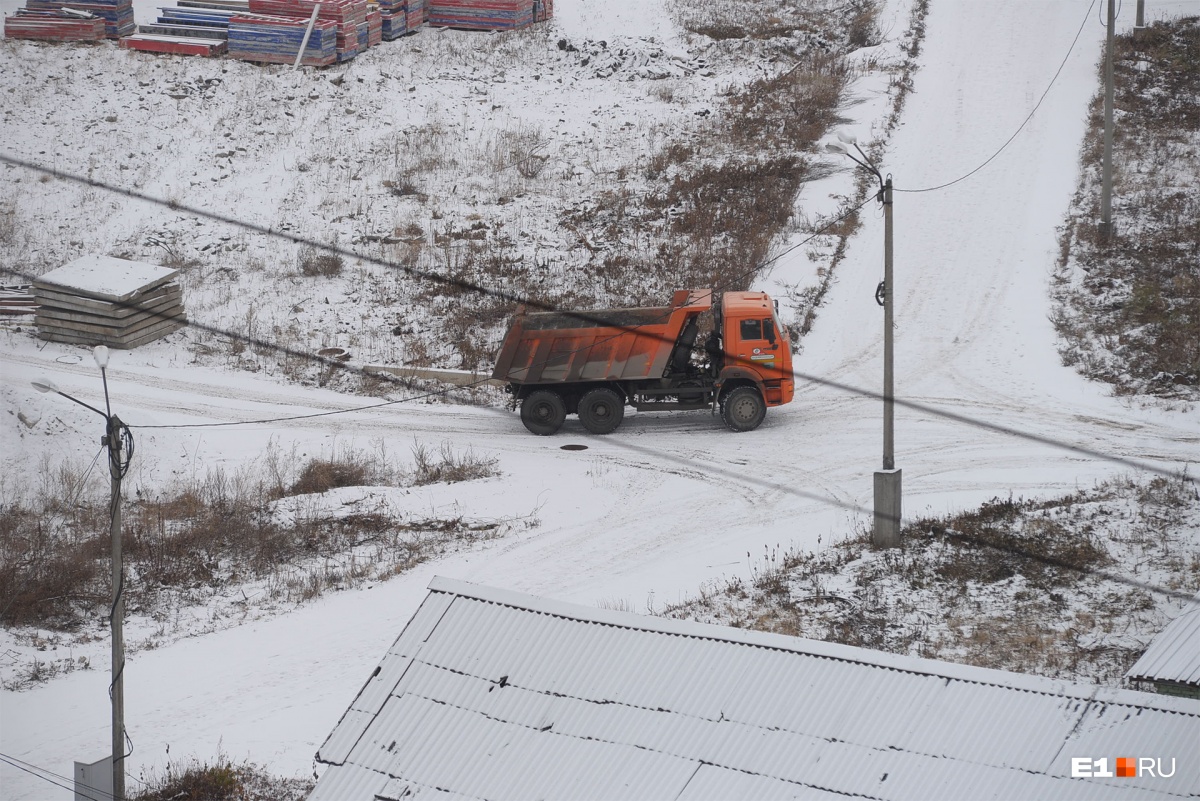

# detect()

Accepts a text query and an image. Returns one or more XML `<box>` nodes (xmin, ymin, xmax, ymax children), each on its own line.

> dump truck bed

<box><xmin>492</xmin><ymin>290</ymin><xmax>710</xmax><ymax>386</ymax></box>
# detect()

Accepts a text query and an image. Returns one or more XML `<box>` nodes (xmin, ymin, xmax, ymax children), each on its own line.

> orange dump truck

<box><xmin>491</xmin><ymin>289</ymin><xmax>794</xmax><ymax>435</ymax></box>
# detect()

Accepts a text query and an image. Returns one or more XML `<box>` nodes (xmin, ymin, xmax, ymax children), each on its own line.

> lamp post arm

<box><xmin>54</xmin><ymin>390</ymin><xmax>109</xmax><ymax>420</ymax></box>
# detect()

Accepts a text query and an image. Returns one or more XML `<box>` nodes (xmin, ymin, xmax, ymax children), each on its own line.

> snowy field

<box><xmin>2</xmin><ymin>0</ymin><xmax>1199</xmax><ymax>797</ymax></box>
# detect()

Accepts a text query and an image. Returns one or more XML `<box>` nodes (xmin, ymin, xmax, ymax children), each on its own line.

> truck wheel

<box><xmin>521</xmin><ymin>390</ymin><xmax>566</xmax><ymax>435</ymax></box>
<box><xmin>721</xmin><ymin>386</ymin><xmax>766</xmax><ymax>432</ymax></box>
<box><xmin>578</xmin><ymin>388</ymin><xmax>624</xmax><ymax>435</ymax></box>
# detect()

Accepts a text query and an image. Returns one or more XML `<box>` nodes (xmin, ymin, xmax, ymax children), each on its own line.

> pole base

<box><xmin>873</xmin><ymin>468</ymin><xmax>902</xmax><ymax>548</ymax></box>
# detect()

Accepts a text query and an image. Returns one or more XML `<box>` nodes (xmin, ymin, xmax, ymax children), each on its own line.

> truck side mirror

<box><xmin>765</xmin><ymin>319</ymin><xmax>777</xmax><ymax>345</ymax></box>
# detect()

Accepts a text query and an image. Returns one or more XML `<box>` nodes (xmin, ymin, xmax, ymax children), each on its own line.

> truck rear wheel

<box><xmin>521</xmin><ymin>390</ymin><xmax>566</xmax><ymax>435</ymax></box>
<box><xmin>578</xmin><ymin>388</ymin><xmax>624</xmax><ymax>435</ymax></box>
<box><xmin>721</xmin><ymin>386</ymin><xmax>766</xmax><ymax>432</ymax></box>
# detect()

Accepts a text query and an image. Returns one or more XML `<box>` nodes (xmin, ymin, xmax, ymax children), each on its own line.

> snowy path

<box><xmin>798</xmin><ymin>0</ymin><xmax>1198</xmax><ymax>506</ymax></box>
<box><xmin>3</xmin><ymin>0</ymin><xmax>1199</xmax><ymax>797</ymax></box>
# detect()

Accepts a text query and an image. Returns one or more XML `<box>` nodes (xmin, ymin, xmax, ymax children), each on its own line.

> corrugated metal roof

<box><xmin>1126</xmin><ymin>593</ymin><xmax>1200</xmax><ymax>687</ymax></box>
<box><xmin>312</xmin><ymin>577</ymin><xmax>1200</xmax><ymax>800</ymax></box>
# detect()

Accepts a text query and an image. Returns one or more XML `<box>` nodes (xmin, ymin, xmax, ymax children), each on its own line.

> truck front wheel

<box><xmin>521</xmin><ymin>390</ymin><xmax>566</xmax><ymax>435</ymax></box>
<box><xmin>578</xmin><ymin>388</ymin><xmax>624</xmax><ymax>435</ymax></box>
<box><xmin>721</xmin><ymin>386</ymin><xmax>766</xmax><ymax>432</ymax></box>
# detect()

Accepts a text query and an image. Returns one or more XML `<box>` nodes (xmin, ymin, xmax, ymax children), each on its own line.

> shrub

<box><xmin>411</xmin><ymin>441</ymin><xmax>500</xmax><ymax>486</ymax></box>
<box><xmin>287</xmin><ymin>458</ymin><xmax>368</xmax><ymax>496</ymax></box>
<box><xmin>296</xmin><ymin>246</ymin><xmax>344</xmax><ymax>277</ymax></box>
<box><xmin>132</xmin><ymin>755</ymin><xmax>312</xmax><ymax>801</ymax></box>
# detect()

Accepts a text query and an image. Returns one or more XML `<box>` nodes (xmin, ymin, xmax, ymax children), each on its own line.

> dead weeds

<box><xmin>662</xmin><ymin>474</ymin><xmax>1200</xmax><ymax>686</ymax></box>
<box><xmin>1053</xmin><ymin>16</ymin><xmax>1200</xmax><ymax>399</ymax></box>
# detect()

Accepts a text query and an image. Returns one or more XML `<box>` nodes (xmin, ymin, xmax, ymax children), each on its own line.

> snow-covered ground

<box><xmin>3</xmin><ymin>0</ymin><xmax>1199</xmax><ymax>797</ymax></box>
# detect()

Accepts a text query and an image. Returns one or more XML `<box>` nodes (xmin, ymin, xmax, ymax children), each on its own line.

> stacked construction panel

<box><xmin>404</xmin><ymin>0</ymin><xmax>423</xmax><ymax>30</ymax></box>
<box><xmin>227</xmin><ymin>13</ymin><xmax>337</xmax><ymax>65</ymax></box>
<box><xmin>427</xmin><ymin>0</ymin><xmax>532</xmax><ymax>31</ymax></box>
<box><xmin>4</xmin><ymin>9</ymin><xmax>106</xmax><ymax>40</ymax></box>
<box><xmin>120</xmin><ymin>32</ymin><xmax>227</xmax><ymax>54</ymax></box>
<box><xmin>379</xmin><ymin>10</ymin><xmax>404</xmax><ymax>38</ymax></box>
<box><xmin>136</xmin><ymin>6</ymin><xmax>235</xmax><ymax>40</ymax></box>
<box><xmin>25</xmin><ymin>0</ymin><xmax>135</xmax><ymax>37</ymax></box>
<box><xmin>177</xmin><ymin>0</ymin><xmax>247</xmax><ymax>8</ymax></box>
<box><xmin>0</xmin><ymin>285</ymin><xmax>37</xmax><ymax>319</ymax></box>
<box><xmin>374</xmin><ymin>0</ymin><xmax>405</xmax><ymax>39</ymax></box>
<box><xmin>365</xmin><ymin>6</ymin><xmax>380</xmax><ymax>45</ymax></box>
<box><xmin>34</xmin><ymin>255</ymin><xmax>187</xmax><ymax>349</ymax></box>
<box><xmin>248</xmin><ymin>0</ymin><xmax>367</xmax><ymax>61</ymax></box>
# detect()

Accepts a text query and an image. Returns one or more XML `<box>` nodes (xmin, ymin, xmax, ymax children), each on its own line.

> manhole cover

<box><xmin>560</xmin><ymin>444</ymin><xmax>588</xmax><ymax>451</ymax></box>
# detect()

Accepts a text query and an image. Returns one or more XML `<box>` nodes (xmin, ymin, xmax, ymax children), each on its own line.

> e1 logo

<box><xmin>1071</xmin><ymin>757</ymin><xmax>1177</xmax><ymax>778</ymax></box>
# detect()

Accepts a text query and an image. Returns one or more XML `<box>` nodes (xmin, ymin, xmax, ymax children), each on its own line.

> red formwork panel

<box><xmin>120</xmin><ymin>33</ymin><xmax>228</xmax><ymax>55</ymax></box>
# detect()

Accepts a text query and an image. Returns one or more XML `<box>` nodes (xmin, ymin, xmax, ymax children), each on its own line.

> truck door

<box><xmin>733</xmin><ymin>315</ymin><xmax>786</xmax><ymax>381</ymax></box>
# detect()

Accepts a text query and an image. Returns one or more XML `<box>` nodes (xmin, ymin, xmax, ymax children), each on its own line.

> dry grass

<box><xmin>409</xmin><ymin>1</ymin><xmax>873</xmax><ymax>370</ymax></box>
<box><xmin>673</xmin><ymin>0</ymin><xmax>879</xmax><ymax>47</ymax></box>
<box><xmin>662</xmin><ymin>474</ymin><xmax>1200</xmax><ymax>686</ymax></box>
<box><xmin>1053</xmin><ymin>17</ymin><xmax>1200</xmax><ymax>399</ymax></box>
<box><xmin>296</xmin><ymin>245</ymin><xmax>345</xmax><ymax>277</ymax></box>
<box><xmin>411</xmin><ymin>441</ymin><xmax>499</xmax><ymax>486</ymax></box>
<box><xmin>0</xmin><ymin>441</ymin><xmax>505</xmax><ymax>635</ymax></box>
<box><xmin>132</xmin><ymin>754</ymin><xmax>312</xmax><ymax>801</ymax></box>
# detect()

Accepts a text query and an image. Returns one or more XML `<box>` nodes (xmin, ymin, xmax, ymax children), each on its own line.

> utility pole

<box><xmin>825</xmin><ymin>134</ymin><xmax>901</xmax><ymax>547</ymax></box>
<box><xmin>107</xmin><ymin>412</ymin><xmax>126</xmax><ymax>801</ymax></box>
<box><xmin>875</xmin><ymin>175</ymin><xmax>901</xmax><ymax>547</ymax></box>
<box><xmin>1099</xmin><ymin>0</ymin><xmax>1116</xmax><ymax>241</ymax></box>
<box><xmin>33</xmin><ymin>346</ymin><xmax>129</xmax><ymax>801</ymax></box>
<box><xmin>95</xmin><ymin>344</ymin><xmax>126</xmax><ymax>801</ymax></box>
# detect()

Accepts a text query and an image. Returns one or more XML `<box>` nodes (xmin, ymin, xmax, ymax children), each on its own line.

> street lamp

<box><xmin>825</xmin><ymin>132</ymin><xmax>902</xmax><ymax>547</ymax></box>
<box><xmin>33</xmin><ymin>345</ymin><xmax>131</xmax><ymax>801</ymax></box>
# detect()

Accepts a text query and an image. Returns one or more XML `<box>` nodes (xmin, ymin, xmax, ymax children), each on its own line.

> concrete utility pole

<box><xmin>825</xmin><ymin>134</ymin><xmax>901</xmax><ymax>548</ymax></box>
<box><xmin>1099</xmin><ymin>0</ymin><xmax>1116</xmax><ymax>241</ymax></box>
<box><xmin>95</xmin><ymin>345</ymin><xmax>126</xmax><ymax>801</ymax></box>
<box><xmin>33</xmin><ymin>346</ymin><xmax>129</xmax><ymax>801</ymax></box>
<box><xmin>875</xmin><ymin>174</ymin><xmax>901</xmax><ymax>548</ymax></box>
<box><xmin>106</xmin><ymin>418</ymin><xmax>126</xmax><ymax>801</ymax></box>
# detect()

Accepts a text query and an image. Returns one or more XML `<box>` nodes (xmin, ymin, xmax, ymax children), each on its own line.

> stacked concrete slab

<box><xmin>34</xmin><ymin>255</ymin><xmax>187</xmax><ymax>349</ymax></box>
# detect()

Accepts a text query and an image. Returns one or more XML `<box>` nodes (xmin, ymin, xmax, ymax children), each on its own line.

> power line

<box><xmin>587</xmin><ymin>432</ymin><xmax>1194</xmax><ymax>602</ymax></box>
<box><xmin>0</xmin><ymin>752</ymin><xmax>118</xmax><ymax>801</ymax></box>
<box><xmin>0</xmin><ymin>152</ymin><xmax>865</xmax><ymax>431</ymax></box>
<box><xmin>0</xmin><ymin>150</ymin><xmax>861</xmax><ymax>322</ymax></box>
<box><xmin>3</xmin><ymin>147</ymin><xmax>1188</xmax><ymax>484</ymax></box>
<box><xmin>895</xmin><ymin>0</ymin><xmax>1098</xmax><ymax>194</ymax></box>
<box><xmin>2</xmin><ymin>44</ymin><xmax>1192</xmax><ymax>609</ymax></box>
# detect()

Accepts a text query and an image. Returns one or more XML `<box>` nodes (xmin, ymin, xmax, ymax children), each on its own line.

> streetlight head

<box><xmin>31</xmin><ymin>378</ymin><xmax>60</xmax><ymax>394</ymax></box>
<box><xmin>93</xmin><ymin>345</ymin><xmax>110</xmax><ymax>369</ymax></box>
<box><xmin>824</xmin><ymin>142</ymin><xmax>849</xmax><ymax>155</ymax></box>
<box><xmin>836</xmin><ymin>131</ymin><xmax>858</xmax><ymax>145</ymax></box>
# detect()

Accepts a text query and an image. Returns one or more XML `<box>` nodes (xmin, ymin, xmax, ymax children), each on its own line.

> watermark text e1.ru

<box><xmin>1071</xmin><ymin>758</ymin><xmax>1177</xmax><ymax>778</ymax></box>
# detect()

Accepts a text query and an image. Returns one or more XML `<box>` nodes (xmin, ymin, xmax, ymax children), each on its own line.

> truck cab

<box><xmin>713</xmin><ymin>291</ymin><xmax>795</xmax><ymax>429</ymax></box>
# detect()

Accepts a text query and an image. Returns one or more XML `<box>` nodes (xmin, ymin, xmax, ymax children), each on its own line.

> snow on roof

<box><xmin>1126</xmin><ymin>592</ymin><xmax>1200</xmax><ymax>688</ymax></box>
<box><xmin>312</xmin><ymin>577</ymin><xmax>1199</xmax><ymax>801</ymax></box>
<box><xmin>34</xmin><ymin>255</ymin><xmax>177</xmax><ymax>302</ymax></box>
